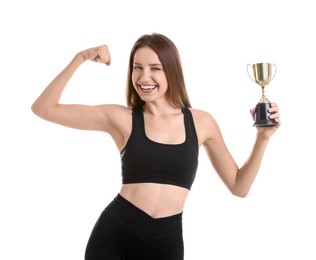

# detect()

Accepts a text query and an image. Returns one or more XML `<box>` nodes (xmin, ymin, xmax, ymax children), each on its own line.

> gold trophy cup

<box><xmin>247</xmin><ymin>63</ymin><xmax>277</xmax><ymax>127</ymax></box>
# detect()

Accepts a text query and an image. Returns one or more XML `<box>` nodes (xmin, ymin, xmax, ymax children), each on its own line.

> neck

<box><xmin>142</xmin><ymin>103</ymin><xmax>181</xmax><ymax>116</ymax></box>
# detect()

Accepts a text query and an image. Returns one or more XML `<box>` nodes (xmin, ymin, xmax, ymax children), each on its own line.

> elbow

<box><xmin>31</xmin><ymin>102</ymin><xmax>37</xmax><ymax>114</ymax></box>
<box><xmin>233</xmin><ymin>192</ymin><xmax>248</xmax><ymax>198</ymax></box>
<box><xmin>31</xmin><ymin>102</ymin><xmax>42</xmax><ymax>117</ymax></box>
<box><xmin>231</xmin><ymin>188</ymin><xmax>250</xmax><ymax>198</ymax></box>
<box><xmin>31</xmin><ymin>101</ymin><xmax>48</xmax><ymax>119</ymax></box>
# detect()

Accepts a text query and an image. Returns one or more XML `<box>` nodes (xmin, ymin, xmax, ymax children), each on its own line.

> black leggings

<box><xmin>85</xmin><ymin>194</ymin><xmax>184</xmax><ymax>260</ymax></box>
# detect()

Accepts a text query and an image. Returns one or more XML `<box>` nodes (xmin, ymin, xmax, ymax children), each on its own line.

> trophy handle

<box><xmin>271</xmin><ymin>63</ymin><xmax>277</xmax><ymax>81</ymax></box>
<box><xmin>246</xmin><ymin>64</ymin><xmax>256</xmax><ymax>83</ymax></box>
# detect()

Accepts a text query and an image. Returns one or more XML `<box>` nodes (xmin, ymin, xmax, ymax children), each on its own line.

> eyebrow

<box><xmin>133</xmin><ymin>62</ymin><xmax>163</xmax><ymax>67</ymax></box>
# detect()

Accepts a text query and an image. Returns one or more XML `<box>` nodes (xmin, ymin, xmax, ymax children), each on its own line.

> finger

<box><xmin>98</xmin><ymin>45</ymin><xmax>111</xmax><ymax>65</ymax></box>
<box><xmin>274</xmin><ymin>118</ymin><xmax>281</xmax><ymax>128</ymax></box>
<box><xmin>270</xmin><ymin>103</ymin><xmax>278</xmax><ymax>110</ymax></box>
<box><xmin>268</xmin><ymin>103</ymin><xmax>279</xmax><ymax>114</ymax></box>
<box><xmin>249</xmin><ymin>108</ymin><xmax>256</xmax><ymax>120</ymax></box>
<box><xmin>269</xmin><ymin>112</ymin><xmax>279</xmax><ymax>120</ymax></box>
<box><xmin>92</xmin><ymin>45</ymin><xmax>110</xmax><ymax>65</ymax></box>
<box><xmin>104</xmin><ymin>46</ymin><xmax>111</xmax><ymax>65</ymax></box>
<box><xmin>249</xmin><ymin>107</ymin><xmax>256</xmax><ymax>116</ymax></box>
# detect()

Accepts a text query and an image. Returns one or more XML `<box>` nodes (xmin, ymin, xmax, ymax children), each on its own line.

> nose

<box><xmin>140</xmin><ymin>68</ymin><xmax>151</xmax><ymax>82</ymax></box>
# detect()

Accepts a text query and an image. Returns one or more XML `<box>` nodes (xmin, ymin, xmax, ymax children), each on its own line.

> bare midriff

<box><xmin>119</xmin><ymin>183</ymin><xmax>189</xmax><ymax>219</ymax></box>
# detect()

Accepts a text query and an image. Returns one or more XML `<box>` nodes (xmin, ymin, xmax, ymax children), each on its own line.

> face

<box><xmin>132</xmin><ymin>47</ymin><xmax>168</xmax><ymax>104</ymax></box>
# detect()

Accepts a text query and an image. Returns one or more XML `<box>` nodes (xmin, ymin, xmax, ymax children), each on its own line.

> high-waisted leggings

<box><xmin>85</xmin><ymin>194</ymin><xmax>184</xmax><ymax>260</ymax></box>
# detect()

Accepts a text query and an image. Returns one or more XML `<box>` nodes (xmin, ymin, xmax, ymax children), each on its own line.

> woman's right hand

<box><xmin>78</xmin><ymin>45</ymin><xmax>111</xmax><ymax>65</ymax></box>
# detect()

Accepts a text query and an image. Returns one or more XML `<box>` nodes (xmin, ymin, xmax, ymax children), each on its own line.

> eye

<box><xmin>133</xmin><ymin>65</ymin><xmax>142</xmax><ymax>70</ymax></box>
<box><xmin>152</xmin><ymin>67</ymin><xmax>162</xmax><ymax>71</ymax></box>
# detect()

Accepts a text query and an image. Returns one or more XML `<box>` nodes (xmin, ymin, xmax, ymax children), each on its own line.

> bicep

<box><xmin>36</xmin><ymin>104</ymin><xmax>114</xmax><ymax>132</ymax></box>
<box><xmin>36</xmin><ymin>103</ymin><xmax>132</xmax><ymax>150</ymax></box>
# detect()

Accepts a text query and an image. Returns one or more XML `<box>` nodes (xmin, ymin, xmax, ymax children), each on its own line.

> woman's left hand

<box><xmin>250</xmin><ymin>102</ymin><xmax>281</xmax><ymax>139</ymax></box>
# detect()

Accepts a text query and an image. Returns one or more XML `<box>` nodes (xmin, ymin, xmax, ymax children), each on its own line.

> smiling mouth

<box><xmin>139</xmin><ymin>84</ymin><xmax>157</xmax><ymax>92</ymax></box>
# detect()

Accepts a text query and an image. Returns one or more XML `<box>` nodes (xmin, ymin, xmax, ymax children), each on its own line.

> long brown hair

<box><xmin>126</xmin><ymin>33</ymin><xmax>191</xmax><ymax>109</ymax></box>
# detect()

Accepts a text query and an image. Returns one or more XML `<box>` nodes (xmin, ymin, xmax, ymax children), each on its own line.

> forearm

<box><xmin>31</xmin><ymin>54</ymin><xmax>84</xmax><ymax>116</ymax></box>
<box><xmin>233</xmin><ymin>134</ymin><xmax>270</xmax><ymax>197</ymax></box>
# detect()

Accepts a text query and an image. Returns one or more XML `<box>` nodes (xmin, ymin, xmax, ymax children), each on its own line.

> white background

<box><xmin>1</xmin><ymin>0</ymin><xmax>315</xmax><ymax>259</ymax></box>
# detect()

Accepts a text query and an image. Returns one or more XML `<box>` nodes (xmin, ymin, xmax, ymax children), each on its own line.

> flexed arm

<box><xmin>31</xmin><ymin>45</ymin><xmax>112</xmax><ymax>131</ymax></box>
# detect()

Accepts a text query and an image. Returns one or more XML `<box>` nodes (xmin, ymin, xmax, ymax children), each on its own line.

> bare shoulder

<box><xmin>188</xmin><ymin>107</ymin><xmax>218</xmax><ymax>127</ymax></box>
<box><xmin>188</xmin><ymin>107</ymin><xmax>221</xmax><ymax>145</ymax></box>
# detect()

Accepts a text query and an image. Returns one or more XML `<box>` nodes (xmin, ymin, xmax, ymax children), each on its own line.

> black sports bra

<box><xmin>120</xmin><ymin>107</ymin><xmax>199</xmax><ymax>190</ymax></box>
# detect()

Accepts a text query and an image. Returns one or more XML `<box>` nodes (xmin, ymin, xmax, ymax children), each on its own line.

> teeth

<box><xmin>141</xmin><ymin>85</ymin><xmax>155</xmax><ymax>90</ymax></box>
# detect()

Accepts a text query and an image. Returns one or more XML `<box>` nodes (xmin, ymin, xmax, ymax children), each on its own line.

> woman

<box><xmin>31</xmin><ymin>33</ymin><xmax>280</xmax><ymax>260</ymax></box>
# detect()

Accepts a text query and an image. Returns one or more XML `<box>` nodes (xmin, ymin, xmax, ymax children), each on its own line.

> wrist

<box><xmin>73</xmin><ymin>52</ymin><xmax>86</xmax><ymax>65</ymax></box>
<box><xmin>256</xmin><ymin>131</ymin><xmax>270</xmax><ymax>142</ymax></box>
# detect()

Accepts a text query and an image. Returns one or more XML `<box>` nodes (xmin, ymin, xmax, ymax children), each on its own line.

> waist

<box><xmin>119</xmin><ymin>183</ymin><xmax>189</xmax><ymax>218</ymax></box>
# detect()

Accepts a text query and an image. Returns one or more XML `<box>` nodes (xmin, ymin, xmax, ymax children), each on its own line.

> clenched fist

<box><xmin>78</xmin><ymin>45</ymin><xmax>111</xmax><ymax>65</ymax></box>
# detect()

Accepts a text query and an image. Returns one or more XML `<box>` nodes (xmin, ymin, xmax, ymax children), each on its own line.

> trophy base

<box><xmin>253</xmin><ymin>102</ymin><xmax>278</xmax><ymax>127</ymax></box>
